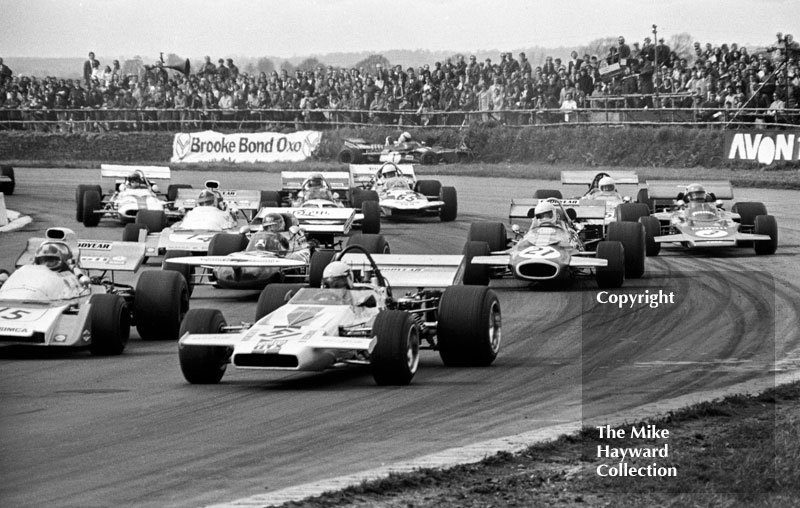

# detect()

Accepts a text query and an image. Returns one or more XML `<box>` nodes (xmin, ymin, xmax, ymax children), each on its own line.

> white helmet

<box><xmin>380</xmin><ymin>164</ymin><xmax>400</xmax><ymax>180</ymax></box>
<box><xmin>599</xmin><ymin>176</ymin><xmax>616</xmax><ymax>192</ymax></box>
<box><xmin>533</xmin><ymin>201</ymin><xmax>557</xmax><ymax>225</ymax></box>
<box><xmin>322</xmin><ymin>261</ymin><xmax>354</xmax><ymax>289</ymax></box>
<box><xmin>398</xmin><ymin>131</ymin><xmax>412</xmax><ymax>143</ymax></box>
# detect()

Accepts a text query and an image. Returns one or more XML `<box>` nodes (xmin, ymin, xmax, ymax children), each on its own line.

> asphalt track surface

<box><xmin>1</xmin><ymin>168</ymin><xmax>799</xmax><ymax>508</ymax></box>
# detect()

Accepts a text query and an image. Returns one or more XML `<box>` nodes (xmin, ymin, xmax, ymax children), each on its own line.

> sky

<box><xmin>2</xmin><ymin>0</ymin><xmax>797</xmax><ymax>60</ymax></box>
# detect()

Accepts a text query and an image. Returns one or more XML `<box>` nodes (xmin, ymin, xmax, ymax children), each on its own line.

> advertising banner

<box><xmin>171</xmin><ymin>130</ymin><xmax>322</xmax><ymax>163</ymax></box>
<box><xmin>723</xmin><ymin>130</ymin><xmax>800</xmax><ymax>164</ymax></box>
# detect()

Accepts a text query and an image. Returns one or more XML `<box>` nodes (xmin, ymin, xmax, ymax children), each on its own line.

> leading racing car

<box><xmin>0</xmin><ymin>227</ymin><xmax>189</xmax><ymax>354</ymax></box>
<box><xmin>177</xmin><ymin>244</ymin><xmax>501</xmax><ymax>386</ymax></box>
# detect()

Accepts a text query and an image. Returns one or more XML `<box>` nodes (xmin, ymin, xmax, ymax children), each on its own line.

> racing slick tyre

<box><xmin>462</xmin><ymin>241</ymin><xmax>490</xmax><ymax>286</ymax></box>
<box><xmin>82</xmin><ymin>190</ymin><xmax>102</xmax><ymax>227</ymax></box>
<box><xmin>76</xmin><ymin>184</ymin><xmax>102</xmax><ymax>222</ymax></box>
<box><xmin>88</xmin><ymin>294</ymin><xmax>130</xmax><ymax>356</ymax></box>
<box><xmin>337</xmin><ymin>147</ymin><xmax>363</xmax><ymax>164</ymax></box>
<box><xmin>468</xmin><ymin>221</ymin><xmax>507</xmax><ymax>252</ymax></box>
<box><xmin>167</xmin><ymin>184</ymin><xmax>192</xmax><ymax>203</ymax></box>
<box><xmin>0</xmin><ymin>165</ymin><xmax>15</xmax><ymax>195</ymax></box>
<box><xmin>732</xmin><ymin>202</ymin><xmax>768</xmax><ymax>248</ymax></box>
<box><xmin>370</xmin><ymin>310</ymin><xmax>420</xmax><ymax>385</ymax></box>
<box><xmin>308</xmin><ymin>249</ymin><xmax>337</xmax><ymax>287</ymax></box>
<box><xmin>437</xmin><ymin>285</ymin><xmax>501</xmax><ymax>367</ymax></box>
<box><xmin>439</xmin><ymin>186</ymin><xmax>458</xmax><ymax>222</ymax></box>
<box><xmin>636</xmin><ymin>188</ymin><xmax>653</xmax><ymax>213</ymax></box>
<box><xmin>178</xmin><ymin>309</ymin><xmax>229</xmax><ymax>384</ymax></box>
<box><xmin>754</xmin><ymin>215</ymin><xmax>778</xmax><ymax>255</ymax></box>
<box><xmin>134</xmin><ymin>270</ymin><xmax>189</xmax><ymax>341</ymax></box>
<box><xmin>615</xmin><ymin>202</ymin><xmax>650</xmax><ymax>223</ymax></box>
<box><xmin>360</xmin><ymin>200</ymin><xmax>381</xmax><ymax>234</ymax></box>
<box><xmin>419</xmin><ymin>150</ymin><xmax>438</xmax><ymax>165</ymax></box>
<box><xmin>346</xmin><ymin>233</ymin><xmax>390</xmax><ymax>254</ymax></box>
<box><xmin>352</xmin><ymin>189</ymin><xmax>379</xmax><ymax>209</ymax></box>
<box><xmin>595</xmin><ymin>241</ymin><xmax>625</xmax><ymax>289</ymax></box>
<box><xmin>162</xmin><ymin>249</ymin><xmax>195</xmax><ymax>295</ymax></box>
<box><xmin>533</xmin><ymin>189</ymin><xmax>563</xmax><ymax>200</ymax></box>
<box><xmin>414</xmin><ymin>180</ymin><xmax>442</xmax><ymax>197</ymax></box>
<box><xmin>259</xmin><ymin>190</ymin><xmax>282</xmax><ymax>208</ymax></box>
<box><xmin>638</xmin><ymin>216</ymin><xmax>661</xmax><ymax>256</ymax></box>
<box><xmin>255</xmin><ymin>283</ymin><xmax>307</xmax><ymax>321</ymax></box>
<box><xmin>135</xmin><ymin>210</ymin><xmax>167</xmax><ymax>233</ymax></box>
<box><xmin>607</xmin><ymin>221</ymin><xmax>645</xmax><ymax>279</ymax></box>
<box><xmin>208</xmin><ymin>233</ymin><xmax>248</xmax><ymax>257</ymax></box>
<box><xmin>122</xmin><ymin>223</ymin><xmax>148</xmax><ymax>242</ymax></box>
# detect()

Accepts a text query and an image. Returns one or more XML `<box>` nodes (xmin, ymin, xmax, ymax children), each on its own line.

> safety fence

<box><xmin>1</xmin><ymin>104</ymin><xmax>798</xmax><ymax>132</ymax></box>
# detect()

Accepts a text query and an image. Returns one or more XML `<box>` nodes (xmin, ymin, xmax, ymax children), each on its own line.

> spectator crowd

<box><xmin>1</xmin><ymin>30</ymin><xmax>798</xmax><ymax>132</ymax></box>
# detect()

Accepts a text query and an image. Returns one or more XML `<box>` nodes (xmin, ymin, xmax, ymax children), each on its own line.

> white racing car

<box><xmin>349</xmin><ymin>162</ymin><xmax>457</xmax><ymax>223</ymax></box>
<box><xmin>177</xmin><ymin>244</ymin><xmax>501</xmax><ymax>386</ymax></box>
<box><xmin>75</xmin><ymin>164</ymin><xmax>188</xmax><ymax>228</ymax></box>
<box><xmin>0</xmin><ymin>228</ymin><xmax>189</xmax><ymax>354</ymax></box>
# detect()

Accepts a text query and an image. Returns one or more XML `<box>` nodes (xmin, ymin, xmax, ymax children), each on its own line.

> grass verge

<box><xmin>278</xmin><ymin>381</ymin><xmax>800</xmax><ymax>508</ymax></box>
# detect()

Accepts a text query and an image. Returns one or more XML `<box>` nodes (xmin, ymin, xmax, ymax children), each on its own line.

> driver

<box><xmin>321</xmin><ymin>261</ymin><xmax>354</xmax><ymax>289</ymax></box>
<box><xmin>531</xmin><ymin>201</ymin><xmax>559</xmax><ymax>228</ymax></box>
<box><xmin>396</xmin><ymin>131</ymin><xmax>413</xmax><ymax>145</ymax></box>
<box><xmin>298</xmin><ymin>173</ymin><xmax>333</xmax><ymax>201</ymax></box>
<box><xmin>123</xmin><ymin>170</ymin><xmax>147</xmax><ymax>190</ymax></box>
<box><xmin>261</xmin><ymin>213</ymin><xmax>285</xmax><ymax>233</ymax></box>
<box><xmin>196</xmin><ymin>189</ymin><xmax>224</xmax><ymax>210</ymax></box>
<box><xmin>685</xmin><ymin>183</ymin><xmax>707</xmax><ymax>203</ymax></box>
<box><xmin>34</xmin><ymin>241</ymin><xmax>90</xmax><ymax>285</ymax></box>
<box><xmin>591</xmin><ymin>176</ymin><xmax>623</xmax><ymax>200</ymax></box>
<box><xmin>373</xmin><ymin>164</ymin><xmax>408</xmax><ymax>192</ymax></box>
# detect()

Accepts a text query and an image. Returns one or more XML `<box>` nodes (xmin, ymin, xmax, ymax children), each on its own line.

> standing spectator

<box><xmin>655</xmin><ymin>39</ymin><xmax>671</xmax><ymax>67</ymax></box>
<box><xmin>617</xmin><ymin>36</ymin><xmax>631</xmax><ymax>62</ymax></box>
<box><xmin>226</xmin><ymin>58</ymin><xmax>239</xmax><ymax>79</ymax></box>
<box><xmin>576</xmin><ymin>67</ymin><xmax>594</xmax><ymax>97</ymax></box>
<box><xmin>83</xmin><ymin>51</ymin><xmax>99</xmax><ymax>85</ymax></box>
<box><xmin>567</xmin><ymin>51</ymin><xmax>583</xmax><ymax>75</ymax></box>
<box><xmin>560</xmin><ymin>92</ymin><xmax>578</xmax><ymax>122</ymax></box>
<box><xmin>0</xmin><ymin>58</ymin><xmax>12</xmax><ymax>84</ymax></box>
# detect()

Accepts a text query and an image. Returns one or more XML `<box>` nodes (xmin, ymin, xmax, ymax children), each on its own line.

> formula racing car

<box><xmin>337</xmin><ymin>135</ymin><xmax>472</xmax><ymax>165</ymax></box>
<box><xmin>177</xmin><ymin>244</ymin><xmax>501</xmax><ymax>386</ymax></box>
<box><xmin>0</xmin><ymin>227</ymin><xmax>189</xmax><ymax>354</ymax></box>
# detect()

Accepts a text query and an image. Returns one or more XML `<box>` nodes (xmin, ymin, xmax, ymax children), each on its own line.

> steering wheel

<box><xmin>332</xmin><ymin>244</ymin><xmax>389</xmax><ymax>291</ymax></box>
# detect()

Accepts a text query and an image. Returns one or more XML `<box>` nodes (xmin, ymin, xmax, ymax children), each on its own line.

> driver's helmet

<box><xmin>322</xmin><ymin>261</ymin><xmax>354</xmax><ymax>289</ymax></box>
<box><xmin>398</xmin><ymin>131</ymin><xmax>412</xmax><ymax>144</ymax></box>
<box><xmin>379</xmin><ymin>164</ymin><xmax>399</xmax><ymax>180</ymax></box>
<box><xmin>197</xmin><ymin>189</ymin><xmax>217</xmax><ymax>207</ymax></box>
<box><xmin>126</xmin><ymin>170</ymin><xmax>146</xmax><ymax>189</ymax></box>
<box><xmin>34</xmin><ymin>242</ymin><xmax>70</xmax><ymax>271</ymax></box>
<box><xmin>247</xmin><ymin>232</ymin><xmax>289</xmax><ymax>253</ymax></box>
<box><xmin>302</xmin><ymin>173</ymin><xmax>326</xmax><ymax>191</ymax></box>
<box><xmin>686</xmin><ymin>183</ymin><xmax>707</xmax><ymax>203</ymax></box>
<box><xmin>599</xmin><ymin>176</ymin><xmax>616</xmax><ymax>193</ymax></box>
<box><xmin>261</xmin><ymin>213</ymin><xmax>285</xmax><ymax>233</ymax></box>
<box><xmin>533</xmin><ymin>201</ymin><xmax>557</xmax><ymax>226</ymax></box>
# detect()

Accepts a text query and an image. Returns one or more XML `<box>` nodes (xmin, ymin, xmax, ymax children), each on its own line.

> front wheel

<box><xmin>360</xmin><ymin>200</ymin><xmax>381</xmax><ymax>234</ymax></box>
<box><xmin>439</xmin><ymin>186</ymin><xmax>457</xmax><ymax>222</ymax></box>
<box><xmin>370</xmin><ymin>310</ymin><xmax>420</xmax><ymax>385</ymax></box>
<box><xmin>754</xmin><ymin>215</ymin><xmax>778</xmax><ymax>255</ymax></box>
<box><xmin>437</xmin><ymin>285</ymin><xmax>501</xmax><ymax>366</ymax></box>
<box><xmin>89</xmin><ymin>294</ymin><xmax>130</xmax><ymax>356</ymax></box>
<box><xmin>638</xmin><ymin>216</ymin><xmax>661</xmax><ymax>256</ymax></box>
<box><xmin>596</xmin><ymin>240</ymin><xmax>625</xmax><ymax>289</ymax></box>
<box><xmin>134</xmin><ymin>270</ymin><xmax>189</xmax><ymax>340</ymax></box>
<box><xmin>82</xmin><ymin>190</ymin><xmax>102</xmax><ymax>227</ymax></box>
<box><xmin>178</xmin><ymin>309</ymin><xmax>230</xmax><ymax>384</ymax></box>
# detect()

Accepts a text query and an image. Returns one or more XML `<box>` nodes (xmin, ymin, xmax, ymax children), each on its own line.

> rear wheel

<box><xmin>370</xmin><ymin>310</ymin><xmax>419</xmax><ymax>385</ymax></box>
<box><xmin>122</xmin><ymin>223</ymin><xmax>147</xmax><ymax>242</ymax></box>
<box><xmin>638</xmin><ymin>216</ymin><xmax>661</xmax><ymax>256</ymax></box>
<box><xmin>135</xmin><ymin>210</ymin><xmax>167</xmax><ymax>233</ymax></box>
<box><xmin>437</xmin><ymin>286</ymin><xmax>501</xmax><ymax>366</ymax></box>
<box><xmin>467</xmin><ymin>222</ymin><xmax>506</xmax><ymax>252</ymax></box>
<box><xmin>255</xmin><ymin>283</ymin><xmax>306</xmax><ymax>321</ymax></box>
<box><xmin>732</xmin><ymin>202</ymin><xmax>768</xmax><ymax>226</ymax></box>
<box><xmin>596</xmin><ymin>241</ymin><xmax>625</xmax><ymax>289</ymax></box>
<box><xmin>607</xmin><ymin>221</ymin><xmax>645</xmax><ymax>279</ymax></box>
<box><xmin>75</xmin><ymin>184</ymin><xmax>101</xmax><ymax>222</ymax></box>
<box><xmin>636</xmin><ymin>188</ymin><xmax>653</xmax><ymax>212</ymax></box>
<box><xmin>338</xmin><ymin>147</ymin><xmax>363</xmax><ymax>164</ymax></box>
<box><xmin>167</xmin><ymin>184</ymin><xmax>192</xmax><ymax>203</ymax></box>
<box><xmin>162</xmin><ymin>249</ymin><xmax>194</xmax><ymax>295</ymax></box>
<box><xmin>89</xmin><ymin>294</ymin><xmax>130</xmax><ymax>356</ymax></box>
<box><xmin>462</xmin><ymin>241</ymin><xmax>490</xmax><ymax>286</ymax></box>
<box><xmin>207</xmin><ymin>233</ymin><xmax>248</xmax><ymax>256</ymax></box>
<box><xmin>615</xmin><ymin>203</ymin><xmax>650</xmax><ymax>223</ymax></box>
<box><xmin>259</xmin><ymin>190</ymin><xmax>282</xmax><ymax>208</ymax></box>
<box><xmin>134</xmin><ymin>270</ymin><xmax>189</xmax><ymax>340</ymax></box>
<box><xmin>360</xmin><ymin>200</ymin><xmax>381</xmax><ymax>234</ymax></box>
<box><xmin>308</xmin><ymin>249</ymin><xmax>337</xmax><ymax>287</ymax></box>
<box><xmin>346</xmin><ymin>233</ymin><xmax>390</xmax><ymax>254</ymax></box>
<box><xmin>352</xmin><ymin>189</ymin><xmax>379</xmax><ymax>209</ymax></box>
<box><xmin>420</xmin><ymin>150</ymin><xmax>438</xmax><ymax>165</ymax></box>
<box><xmin>439</xmin><ymin>186</ymin><xmax>457</xmax><ymax>222</ymax></box>
<box><xmin>533</xmin><ymin>189</ymin><xmax>562</xmax><ymax>199</ymax></box>
<box><xmin>178</xmin><ymin>309</ymin><xmax>229</xmax><ymax>384</ymax></box>
<box><xmin>82</xmin><ymin>190</ymin><xmax>102</xmax><ymax>227</ymax></box>
<box><xmin>754</xmin><ymin>215</ymin><xmax>778</xmax><ymax>255</ymax></box>
<box><xmin>415</xmin><ymin>180</ymin><xmax>442</xmax><ymax>197</ymax></box>
<box><xmin>0</xmin><ymin>166</ymin><xmax>15</xmax><ymax>195</ymax></box>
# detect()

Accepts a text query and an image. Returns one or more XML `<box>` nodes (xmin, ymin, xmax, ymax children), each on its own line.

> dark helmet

<box><xmin>197</xmin><ymin>189</ymin><xmax>217</xmax><ymax>207</ymax></box>
<box><xmin>34</xmin><ymin>242</ymin><xmax>70</xmax><ymax>271</ymax></box>
<box><xmin>127</xmin><ymin>170</ymin><xmax>146</xmax><ymax>189</ymax></box>
<box><xmin>686</xmin><ymin>183</ymin><xmax>707</xmax><ymax>202</ymax></box>
<box><xmin>262</xmin><ymin>213</ymin><xmax>285</xmax><ymax>233</ymax></box>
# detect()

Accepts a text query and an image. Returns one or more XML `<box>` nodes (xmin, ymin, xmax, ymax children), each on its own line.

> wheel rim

<box><xmin>487</xmin><ymin>300</ymin><xmax>502</xmax><ymax>353</ymax></box>
<box><xmin>406</xmin><ymin>326</ymin><xmax>420</xmax><ymax>374</ymax></box>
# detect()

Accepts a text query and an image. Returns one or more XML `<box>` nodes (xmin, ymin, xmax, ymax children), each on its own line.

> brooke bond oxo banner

<box><xmin>171</xmin><ymin>130</ymin><xmax>322</xmax><ymax>163</ymax></box>
<box><xmin>724</xmin><ymin>130</ymin><xmax>800</xmax><ymax>164</ymax></box>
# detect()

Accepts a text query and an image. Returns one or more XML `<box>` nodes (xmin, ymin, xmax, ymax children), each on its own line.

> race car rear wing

<box><xmin>349</xmin><ymin>164</ymin><xmax>415</xmax><ymax>187</ymax></box>
<box><xmin>561</xmin><ymin>171</ymin><xmax>639</xmax><ymax>185</ymax></box>
<box><xmin>509</xmin><ymin>199</ymin><xmax>607</xmax><ymax>221</ymax></box>
<box><xmin>100</xmin><ymin>164</ymin><xmax>171</xmax><ymax>180</ymax></box>
<box><xmin>340</xmin><ymin>253</ymin><xmax>464</xmax><ymax>289</ymax></box>
<box><xmin>174</xmin><ymin>188</ymin><xmax>261</xmax><ymax>210</ymax></box>
<box><xmin>645</xmin><ymin>180</ymin><xmax>734</xmax><ymax>200</ymax></box>
<box><xmin>280</xmin><ymin>171</ymin><xmax>351</xmax><ymax>191</ymax></box>
<box><xmin>17</xmin><ymin>236</ymin><xmax>145</xmax><ymax>272</ymax></box>
<box><xmin>256</xmin><ymin>207</ymin><xmax>354</xmax><ymax>235</ymax></box>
